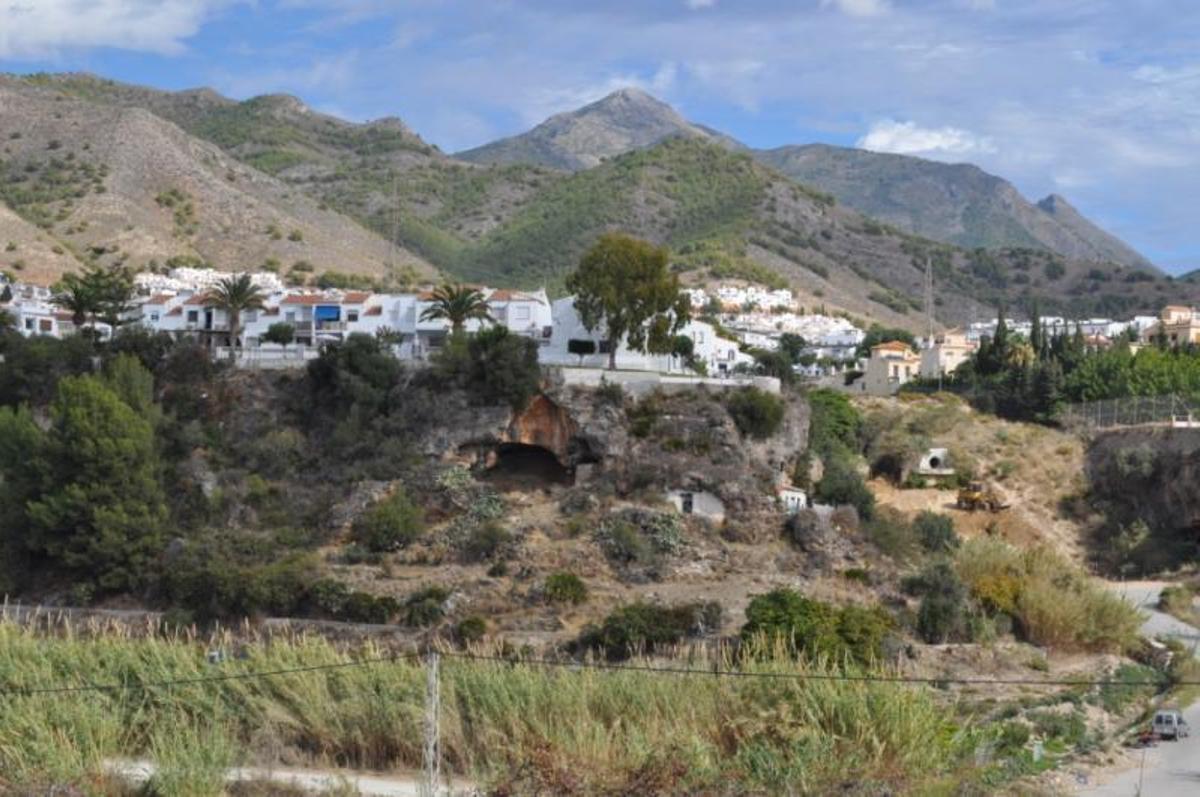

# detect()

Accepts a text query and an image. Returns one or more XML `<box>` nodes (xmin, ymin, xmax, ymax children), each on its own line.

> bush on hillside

<box><xmin>576</xmin><ymin>601</ymin><xmax>722</xmax><ymax>660</ymax></box>
<box><xmin>955</xmin><ymin>538</ymin><xmax>1141</xmax><ymax>652</ymax></box>
<box><xmin>435</xmin><ymin>326</ymin><xmax>541</xmax><ymax>410</ymax></box>
<box><xmin>814</xmin><ymin>456</ymin><xmax>875</xmax><ymax>520</ymax></box>
<box><xmin>914</xmin><ymin>563</ymin><xmax>969</xmax><ymax>643</ymax></box>
<box><xmin>914</xmin><ymin>511</ymin><xmax>959</xmax><ymax>554</ymax></box>
<box><xmin>403</xmin><ymin>586</ymin><xmax>450</xmax><ymax>627</ymax></box>
<box><xmin>353</xmin><ymin>488</ymin><xmax>424</xmax><ymax>552</ymax></box>
<box><xmin>726</xmin><ymin>387</ymin><xmax>785</xmax><ymax>439</ymax></box>
<box><xmin>544</xmin><ymin>572</ymin><xmax>588</xmax><ymax>605</ymax></box>
<box><xmin>806</xmin><ymin>388</ymin><xmax>862</xmax><ymax>457</ymax></box>
<box><xmin>741</xmin><ymin>588</ymin><xmax>890</xmax><ymax>665</ymax></box>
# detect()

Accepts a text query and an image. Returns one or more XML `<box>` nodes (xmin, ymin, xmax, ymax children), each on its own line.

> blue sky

<box><xmin>1</xmin><ymin>0</ymin><xmax>1197</xmax><ymax>272</ymax></box>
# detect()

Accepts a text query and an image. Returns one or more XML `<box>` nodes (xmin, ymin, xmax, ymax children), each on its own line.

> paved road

<box><xmin>1078</xmin><ymin>583</ymin><xmax>1200</xmax><ymax>796</ymax></box>
<box><xmin>1079</xmin><ymin>703</ymin><xmax>1200</xmax><ymax>797</ymax></box>
<box><xmin>1107</xmin><ymin>581</ymin><xmax>1200</xmax><ymax>643</ymax></box>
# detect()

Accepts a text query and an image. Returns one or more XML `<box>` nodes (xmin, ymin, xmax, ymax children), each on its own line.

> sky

<box><xmin>0</xmin><ymin>0</ymin><xmax>1197</xmax><ymax>272</ymax></box>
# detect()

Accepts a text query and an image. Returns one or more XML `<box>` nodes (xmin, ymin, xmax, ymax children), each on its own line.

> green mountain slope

<box><xmin>6</xmin><ymin>73</ymin><xmax>1188</xmax><ymax>326</ymax></box>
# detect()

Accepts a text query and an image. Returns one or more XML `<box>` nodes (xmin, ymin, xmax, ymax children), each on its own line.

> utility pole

<box><xmin>422</xmin><ymin>650</ymin><xmax>441</xmax><ymax>797</ymax></box>
<box><xmin>924</xmin><ymin>256</ymin><xmax>943</xmax><ymax>391</ymax></box>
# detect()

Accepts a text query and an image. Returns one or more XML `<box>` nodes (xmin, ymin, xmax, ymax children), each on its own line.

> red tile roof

<box><xmin>365</xmin><ymin>305</ymin><xmax>383</xmax><ymax>316</ymax></box>
<box><xmin>282</xmin><ymin>294</ymin><xmax>332</xmax><ymax>305</ymax></box>
<box><xmin>183</xmin><ymin>293</ymin><xmax>217</xmax><ymax>306</ymax></box>
<box><xmin>145</xmin><ymin>294</ymin><xmax>174</xmax><ymax>305</ymax></box>
<box><xmin>488</xmin><ymin>289</ymin><xmax>541</xmax><ymax>303</ymax></box>
<box><xmin>342</xmin><ymin>291</ymin><xmax>371</xmax><ymax>304</ymax></box>
<box><xmin>871</xmin><ymin>340</ymin><xmax>914</xmax><ymax>353</ymax></box>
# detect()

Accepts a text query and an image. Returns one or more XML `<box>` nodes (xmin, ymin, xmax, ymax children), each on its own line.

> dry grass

<box><xmin>955</xmin><ymin>538</ymin><xmax>1142</xmax><ymax>653</ymax></box>
<box><xmin>0</xmin><ymin>622</ymin><xmax>992</xmax><ymax>795</ymax></box>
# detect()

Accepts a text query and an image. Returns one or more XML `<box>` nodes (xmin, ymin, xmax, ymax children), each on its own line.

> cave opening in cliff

<box><xmin>483</xmin><ymin>443</ymin><xmax>573</xmax><ymax>491</ymax></box>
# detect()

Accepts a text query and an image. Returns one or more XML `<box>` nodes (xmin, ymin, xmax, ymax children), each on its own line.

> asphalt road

<box><xmin>1078</xmin><ymin>582</ymin><xmax>1200</xmax><ymax>796</ymax></box>
<box><xmin>1080</xmin><ymin>703</ymin><xmax>1200</xmax><ymax>797</ymax></box>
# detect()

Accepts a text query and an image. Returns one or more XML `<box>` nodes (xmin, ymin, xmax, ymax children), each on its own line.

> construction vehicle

<box><xmin>956</xmin><ymin>482</ymin><xmax>1009</xmax><ymax>513</ymax></box>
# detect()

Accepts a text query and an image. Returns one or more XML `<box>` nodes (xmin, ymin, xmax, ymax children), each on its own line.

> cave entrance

<box><xmin>484</xmin><ymin>443</ymin><xmax>573</xmax><ymax>491</ymax></box>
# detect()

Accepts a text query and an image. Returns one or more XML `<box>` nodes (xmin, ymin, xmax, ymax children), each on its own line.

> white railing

<box><xmin>212</xmin><ymin>347</ymin><xmax>320</xmax><ymax>369</ymax></box>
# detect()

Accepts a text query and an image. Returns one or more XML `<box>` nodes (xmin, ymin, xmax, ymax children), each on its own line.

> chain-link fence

<box><xmin>1060</xmin><ymin>395</ymin><xmax>1200</xmax><ymax>431</ymax></box>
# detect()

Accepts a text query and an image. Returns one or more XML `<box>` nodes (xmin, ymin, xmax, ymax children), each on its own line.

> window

<box><xmin>24</xmin><ymin>318</ymin><xmax>33</xmax><ymax>330</ymax></box>
<box><xmin>285</xmin><ymin>311</ymin><xmax>295</xmax><ymax>323</ymax></box>
<box><xmin>347</xmin><ymin>311</ymin><xmax>359</xmax><ymax>322</ymax></box>
<box><xmin>245</xmin><ymin>310</ymin><xmax>257</xmax><ymax>323</ymax></box>
<box><xmin>149</xmin><ymin>313</ymin><xmax>159</xmax><ymax>322</ymax></box>
<box><xmin>598</xmin><ymin>340</ymin><xmax>612</xmax><ymax>354</ymax></box>
<box><xmin>187</xmin><ymin>310</ymin><xmax>199</xmax><ymax>323</ymax></box>
<box><xmin>514</xmin><ymin>305</ymin><xmax>530</xmax><ymax>321</ymax></box>
<box><xmin>39</xmin><ymin>319</ymin><xmax>51</xmax><ymax>332</ymax></box>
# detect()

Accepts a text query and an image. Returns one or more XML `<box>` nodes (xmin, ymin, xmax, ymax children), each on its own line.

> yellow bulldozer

<box><xmin>956</xmin><ymin>482</ymin><xmax>1009</xmax><ymax>513</ymax></box>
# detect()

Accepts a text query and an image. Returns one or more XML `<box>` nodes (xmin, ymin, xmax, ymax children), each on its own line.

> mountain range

<box><xmin>0</xmin><ymin>72</ymin><xmax>1188</xmax><ymax>327</ymax></box>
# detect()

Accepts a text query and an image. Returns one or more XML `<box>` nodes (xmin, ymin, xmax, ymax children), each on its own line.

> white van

<box><xmin>1153</xmin><ymin>709</ymin><xmax>1190</xmax><ymax>740</ymax></box>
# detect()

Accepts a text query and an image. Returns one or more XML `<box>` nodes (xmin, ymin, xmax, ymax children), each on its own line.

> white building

<box><xmin>858</xmin><ymin>341</ymin><xmax>921</xmax><ymax>396</ymax></box>
<box><xmin>542</xmin><ymin>297</ymin><xmax>752</xmax><ymax>375</ymax></box>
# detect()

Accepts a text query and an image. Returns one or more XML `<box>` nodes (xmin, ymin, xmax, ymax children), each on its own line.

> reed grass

<box><xmin>0</xmin><ymin>622</ymin><xmax>982</xmax><ymax>794</ymax></box>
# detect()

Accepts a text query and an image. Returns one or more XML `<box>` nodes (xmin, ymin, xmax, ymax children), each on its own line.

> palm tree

<box><xmin>419</xmin><ymin>283</ymin><xmax>493</xmax><ymax>336</ymax></box>
<box><xmin>51</xmin><ymin>272</ymin><xmax>99</xmax><ymax>331</ymax></box>
<box><xmin>212</xmin><ymin>273</ymin><xmax>265</xmax><ymax>359</ymax></box>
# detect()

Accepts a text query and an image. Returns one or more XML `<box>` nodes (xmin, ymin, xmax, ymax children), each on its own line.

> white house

<box><xmin>543</xmin><ymin>297</ymin><xmax>753</xmax><ymax>374</ymax></box>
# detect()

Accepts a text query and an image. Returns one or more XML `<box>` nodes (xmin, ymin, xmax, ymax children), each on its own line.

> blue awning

<box><xmin>314</xmin><ymin>305</ymin><xmax>341</xmax><ymax>321</ymax></box>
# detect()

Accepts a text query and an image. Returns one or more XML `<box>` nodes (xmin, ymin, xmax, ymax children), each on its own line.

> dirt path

<box><xmin>105</xmin><ymin>759</ymin><xmax>475</xmax><ymax>796</ymax></box>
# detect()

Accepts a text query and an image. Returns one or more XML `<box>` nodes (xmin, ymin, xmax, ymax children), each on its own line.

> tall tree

<box><xmin>23</xmin><ymin>375</ymin><xmax>166</xmax><ymax>593</ymax></box>
<box><xmin>1029</xmin><ymin>301</ymin><xmax>1044</xmax><ymax>360</ymax></box>
<box><xmin>212</xmin><ymin>273</ymin><xmax>265</xmax><ymax>358</ymax></box>
<box><xmin>566</xmin><ymin>233</ymin><xmax>689</xmax><ymax>370</ymax></box>
<box><xmin>92</xmin><ymin>266</ymin><xmax>135</xmax><ymax>331</ymax></box>
<box><xmin>419</xmin><ymin>283</ymin><xmax>493</xmax><ymax>335</ymax></box>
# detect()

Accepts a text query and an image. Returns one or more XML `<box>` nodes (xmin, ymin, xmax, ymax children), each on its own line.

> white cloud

<box><xmin>820</xmin><ymin>0</ymin><xmax>890</xmax><ymax>18</ymax></box>
<box><xmin>685</xmin><ymin>0</ymin><xmax>717</xmax><ymax>9</ymax></box>
<box><xmin>0</xmin><ymin>0</ymin><xmax>230</xmax><ymax>59</ymax></box>
<box><xmin>858</xmin><ymin>119</ymin><xmax>998</xmax><ymax>157</ymax></box>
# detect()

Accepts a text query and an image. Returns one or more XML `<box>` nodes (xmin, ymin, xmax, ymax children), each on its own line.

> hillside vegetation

<box><xmin>0</xmin><ymin>74</ymin><xmax>434</xmax><ymax>285</ymax></box>
<box><xmin>7</xmin><ymin>73</ymin><xmax>1191</xmax><ymax>326</ymax></box>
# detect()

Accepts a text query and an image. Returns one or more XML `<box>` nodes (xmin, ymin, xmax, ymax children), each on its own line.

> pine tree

<box><xmin>1029</xmin><ymin>301</ymin><xmax>1045</xmax><ymax>360</ymax></box>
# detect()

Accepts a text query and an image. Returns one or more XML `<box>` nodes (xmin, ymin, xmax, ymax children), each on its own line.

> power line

<box><xmin>440</xmin><ymin>651</ymin><xmax>1193</xmax><ymax>690</ymax></box>
<box><xmin>0</xmin><ymin>651</ymin><xmax>420</xmax><ymax>697</ymax></box>
<box><xmin>0</xmin><ymin>647</ymin><xmax>1192</xmax><ymax>696</ymax></box>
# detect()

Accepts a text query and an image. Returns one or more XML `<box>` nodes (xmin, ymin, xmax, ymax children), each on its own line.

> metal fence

<box><xmin>1060</xmin><ymin>395</ymin><xmax>1200</xmax><ymax>431</ymax></box>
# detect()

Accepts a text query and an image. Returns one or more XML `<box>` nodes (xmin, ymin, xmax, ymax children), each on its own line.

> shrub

<box><xmin>806</xmin><ymin>389</ymin><xmax>862</xmax><ymax>456</ymax></box>
<box><xmin>726</xmin><ymin>387</ymin><xmax>785</xmax><ymax>439</ymax></box>
<box><xmin>461</xmin><ymin>521</ymin><xmax>511</xmax><ymax>563</ymax></box>
<box><xmin>741</xmin><ymin>588</ymin><xmax>889</xmax><ymax>665</ymax></box>
<box><xmin>594</xmin><ymin>509</ymin><xmax>681</xmax><ymax>569</ymax></box>
<box><xmin>576</xmin><ymin>601</ymin><xmax>722</xmax><ymax>660</ymax></box>
<box><xmin>403</xmin><ymin>586</ymin><xmax>450</xmax><ymax>627</ymax></box>
<box><xmin>955</xmin><ymin>539</ymin><xmax>1141</xmax><ymax>652</ymax></box>
<box><xmin>262</xmin><ymin>322</ymin><xmax>295</xmax><ymax>346</ymax></box>
<box><xmin>341</xmin><ymin>591</ymin><xmax>401</xmax><ymax>624</ymax></box>
<box><xmin>914</xmin><ymin>563</ymin><xmax>969</xmax><ymax>643</ymax></box>
<box><xmin>456</xmin><ymin>615</ymin><xmax>487</xmax><ymax>644</ymax></box>
<box><xmin>814</xmin><ymin>456</ymin><xmax>875</xmax><ymax>520</ymax></box>
<box><xmin>353</xmin><ymin>489</ymin><xmax>424</xmax><ymax>552</ymax></box>
<box><xmin>914</xmin><ymin>511</ymin><xmax>959</xmax><ymax>553</ymax></box>
<box><xmin>863</xmin><ymin>508</ymin><xmax>918</xmax><ymax>560</ymax></box>
<box><xmin>435</xmin><ymin>326</ymin><xmax>541</xmax><ymax>410</ymax></box>
<box><xmin>544</xmin><ymin>572</ymin><xmax>588</xmax><ymax>605</ymax></box>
